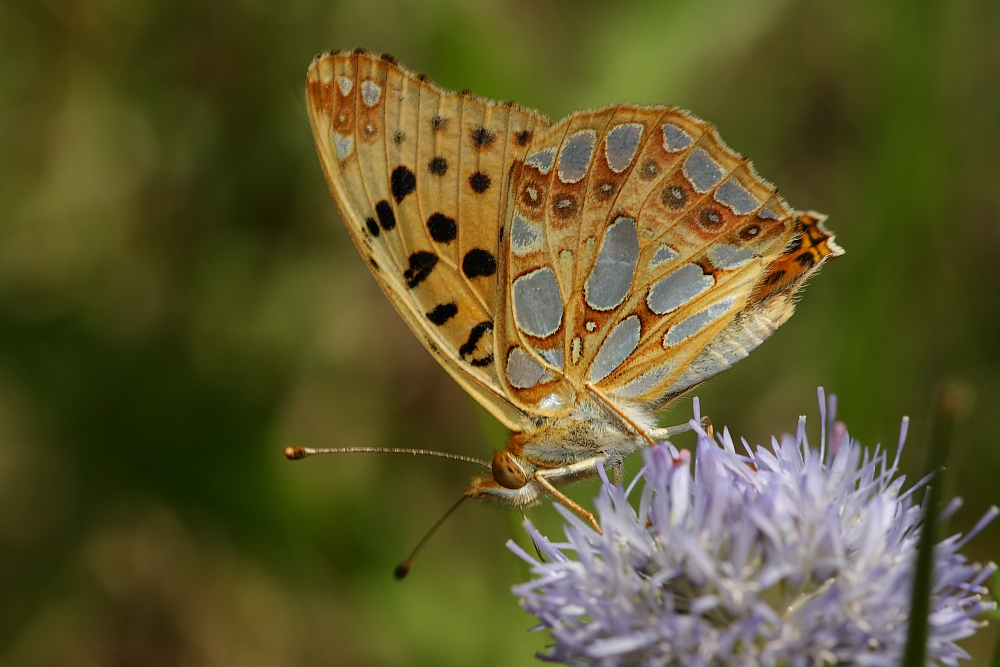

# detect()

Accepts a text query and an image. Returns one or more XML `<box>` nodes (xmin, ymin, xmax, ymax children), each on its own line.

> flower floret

<box><xmin>511</xmin><ymin>392</ymin><xmax>997</xmax><ymax>667</ymax></box>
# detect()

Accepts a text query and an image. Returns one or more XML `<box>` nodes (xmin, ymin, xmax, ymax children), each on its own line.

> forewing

<box><xmin>306</xmin><ymin>51</ymin><xmax>551</xmax><ymax>431</ymax></box>
<box><xmin>498</xmin><ymin>105</ymin><xmax>841</xmax><ymax>414</ymax></box>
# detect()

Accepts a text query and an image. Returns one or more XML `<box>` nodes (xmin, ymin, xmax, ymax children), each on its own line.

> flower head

<box><xmin>510</xmin><ymin>390</ymin><xmax>997</xmax><ymax>666</ymax></box>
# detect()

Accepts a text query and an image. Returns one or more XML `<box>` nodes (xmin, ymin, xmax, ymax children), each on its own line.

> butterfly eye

<box><xmin>492</xmin><ymin>450</ymin><xmax>528</xmax><ymax>489</ymax></box>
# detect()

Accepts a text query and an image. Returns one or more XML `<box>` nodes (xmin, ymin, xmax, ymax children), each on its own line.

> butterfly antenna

<box><xmin>394</xmin><ymin>495</ymin><xmax>468</xmax><ymax>579</ymax></box>
<box><xmin>284</xmin><ymin>446</ymin><xmax>491</xmax><ymax>469</ymax></box>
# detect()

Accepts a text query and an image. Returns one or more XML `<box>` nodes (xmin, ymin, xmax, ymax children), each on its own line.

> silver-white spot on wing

<box><xmin>337</xmin><ymin>76</ymin><xmax>353</xmax><ymax>96</ymax></box>
<box><xmin>361</xmin><ymin>80</ymin><xmax>381</xmax><ymax>107</ymax></box>
<box><xmin>539</xmin><ymin>393</ymin><xmax>565</xmax><ymax>409</ymax></box>
<box><xmin>525</xmin><ymin>148</ymin><xmax>556</xmax><ymax>175</ymax></box>
<box><xmin>709</xmin><ymin>244</ymin><xmax>755</xmax><ymax>270</ymax></box>
<box><xmin>662</xmin><ymin>123</ymin><xmax>693</xmax><ymax>152</ymax></box>
<box><xmin>605</xmin><ymin>123</ymin><xmax>644</xmax><ymax>173</ymax></box>
<box><xmin>507</xmin><ymin>347</ymin><xmax>546</xmax><ymax>389</ymax></box>
<box><xmin>683</xmin><ymin>148</ymin><xmax>725</xmax><ymax>193</ymax></box>
<box><xmin>332</xmin><ymin>132</ymin><xmax>354</xmax><ymax>160</ymax></box>
<box><xmin>646</xmin><ymin>264</ymin><xmax>714</xmax><ymax>315</ymax></box>
<box><xmin>512</xmin><ymin>267</ymin><xmax>563</xmax><ymax>338</ymax></box>
<box><xmin>511</xmin><ymin>213</ymin><xmax>545</xmax><ymax>256</ymax></box>
<box><xmin>613</xmin><ymin>361</ymin><xmax>677</xmax><ymax>399</ymax></box>
<box><xmin>558</xmin><ymin>130</ymin><xmax>597</xmax><ymax>184</ymax></box>
<box><xmin>758</xmin><ymin>207</ymin><xmax>779</xmax><ymax>220</ymax></box>
<box><xmin>539</xmin><ymin>347</ymin><xmax>564</xmax><ymax>370</ymax></box>
<box><xmin>589</xmin><ymin>315</ymin><xmax>641</xmax><ymax>383</ymax></box>
<box><xmin>714</xmin><ymin>179</ymin><xmax>760</xmax><ymax>215</ymax></box>
<box><xmin>662</xmin><ymin>297</ymin><xmax>736</xmax><ymax>347</ymax></box>
<box><xmin>650</xmin><ymin>244</ymin><xmax>678</xmax><ymax>269</ymax></box>
<box><xmin>584</xmin><ymin>217</ymin><xmax>640</xmax><ymax>311</ymax></box>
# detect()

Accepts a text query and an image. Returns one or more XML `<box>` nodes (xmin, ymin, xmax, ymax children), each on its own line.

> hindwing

<box><xmin>497</xmin><ymin>107</ymin><xmax>842</xmax><ymax>415</ymax></box>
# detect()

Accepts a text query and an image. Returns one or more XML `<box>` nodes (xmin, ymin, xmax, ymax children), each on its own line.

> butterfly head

<box><xmin>466</xmin><ymin>448</ymin><xmax>544</xmax><ymax>507</ymax></box>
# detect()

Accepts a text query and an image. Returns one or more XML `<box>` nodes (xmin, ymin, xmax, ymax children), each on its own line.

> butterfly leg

<box><xmin>534</xmin><ymin>456</ymin><xmax>606</xmax><ymax>533</ymax></box>
<box><xmin>648</xmin><ymin>415</ymin><xmax>714</xmax><ymax>442</ymax></box>
<box><xmin>587</xmin><ymin>386</ymin><xmax>714</xmax><ymax>444</ymax></box>
<box><xmin>605</xmin><ymin>453</ymin><xmax>624</xmax><ymax>485</ymax></box>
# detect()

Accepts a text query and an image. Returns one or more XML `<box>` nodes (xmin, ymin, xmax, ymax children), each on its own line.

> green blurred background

<box><xmin>1</xmin><ymin>0</ymin><xmax>998</xmax><ymax>664</ymax></box>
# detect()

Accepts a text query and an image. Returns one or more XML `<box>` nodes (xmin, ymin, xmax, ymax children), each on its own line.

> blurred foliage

<box><xmin>0</xmin><ymin>0</ymin><xmax>998</xmax><ymax>665</ymax></box>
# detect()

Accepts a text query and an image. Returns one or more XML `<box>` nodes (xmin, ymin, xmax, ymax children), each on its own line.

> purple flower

<box><xmin>510</xmin><ymin>390</ymin><xmax>997</xmax><ymax>666</ymax></box>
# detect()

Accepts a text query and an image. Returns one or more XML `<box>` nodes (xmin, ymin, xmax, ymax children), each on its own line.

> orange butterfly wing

<box><xmin>496</xmin><ymin>107</ymin><xmax>842</xmax><ymax>415</ymax></box>
<box><xmin>306</xmin><ymin>51</ymin><xmax>550</xmax><ymax>431</ymax></box>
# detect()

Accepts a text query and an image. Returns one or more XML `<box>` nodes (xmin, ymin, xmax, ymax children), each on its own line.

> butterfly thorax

<box><xmin>511</xmin><ymin>398</ymin><xmax>651</xmax><ymax>468</ymax></box>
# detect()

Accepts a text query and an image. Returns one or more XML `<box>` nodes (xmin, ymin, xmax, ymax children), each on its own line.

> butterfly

<box><xmin>302</xmin><ymin>49</ymin><xmax>842</xmax><ymax>532</ymax></box>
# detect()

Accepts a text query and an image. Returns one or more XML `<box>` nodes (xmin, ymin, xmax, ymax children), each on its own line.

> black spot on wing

<box><xmin>515</xmin><ymin>129</ymin><xmax>533</xmax><ymax>146</ymax></box>
<box><xmin>795</xmin><ymin>252</ymin><xmax>816</xmax><ymax>268</ymax></box>
<box><xmin>468</xmin><ymin>171</ymin><xmax>491</xmax><ymax>194</ymax></box>
<box><xmin>426</xmin><ymin>302</ymin><xmax>458</xmax><ymax>325</ymax></box>
<box><xmin>739</xmin><ymin>224</ymin><xmax>762</xmax><ymax>241</ymax></box>
<box><xmin>639</xmin><ymin>160</ymin><xmax>660</xmax><ymax>179</ymax></box>
<box><xmin>375</xmin><ymin>200</ymin><xmax>396</xmax><ymax>230</ymax></box>
<box><xmin>391</xmin><ymin>166</ymin><xmax>416</xmax><ymax>203</ymax></box>
<box><xmin>431</xmin><ymin>115</ymin><xmax>448</xmax><ymax>132</ymax></box>
<box><xmin>365</xmin><ymin>217</ymin><xmax>380</xmax><ymax>237</ymax></box>
<box><xmin>764</xmin><ymin>269</ymin><xmax>786</xmax><ymax>286</ymax></box>
<box><xmin>469</xmin><ymin>354</ymin><xmax>493</xmax><ymax>368</ymax></box>
<box><xmin>553</xmin><ymin>195</ymin><xmax>577</xmax><ymax>218</ymax></box>
<box><xmin>699</xmin><ymin>207</ymin><xmax>723</xmax><ymax>229</ymax></box>
<box><xmin>462</xmin><ymin>249</ymin><xmax>497</xmax><ymax>279</ymax></box>
<box><xmin>662</xmin><ymin>186</ymin><xmax>686</xmax><ymax>209</ymax></box>
<box><xmin>471</xmin><ymin>126</ymin><xmax>496</xmax><ymax>149</ymax></box>
<box><xmin>428</xmin><ymin>156</ymin><xmax>448</xmax><ymax>175</ymax></box>
<box><xmin>404</xmin><ymin>251</ymin><xmax>437</xmax><ymax>288</ymax></box>
<box><xmin>427</xmin><ymin>213</ymin><xmax>457</xmax><ymax>243</ymax></box>
<box><xmin>460</xmin><ymin>321</ymin><xmax>494</xmax><ymax>367</ymax></box>
<box><xmin>594</xmin><ymin>181</ymin><xmax>616</xmax><ymax>201</ymax></box>
<box><xmin>459</xmin><ymin>321</ymin><xmax>493</xmax><ymax>357</ymax></box>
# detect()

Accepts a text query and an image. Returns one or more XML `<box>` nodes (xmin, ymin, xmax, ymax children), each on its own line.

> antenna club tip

<box><xmin>394</xmin><ymin>563</ymin><xmax>410</xmax><ymax>580</ymax></box>
<box><xmin>284</xmin><ymin>446</ymin><xmax>308</xmax><ymax>460</ymax></box>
